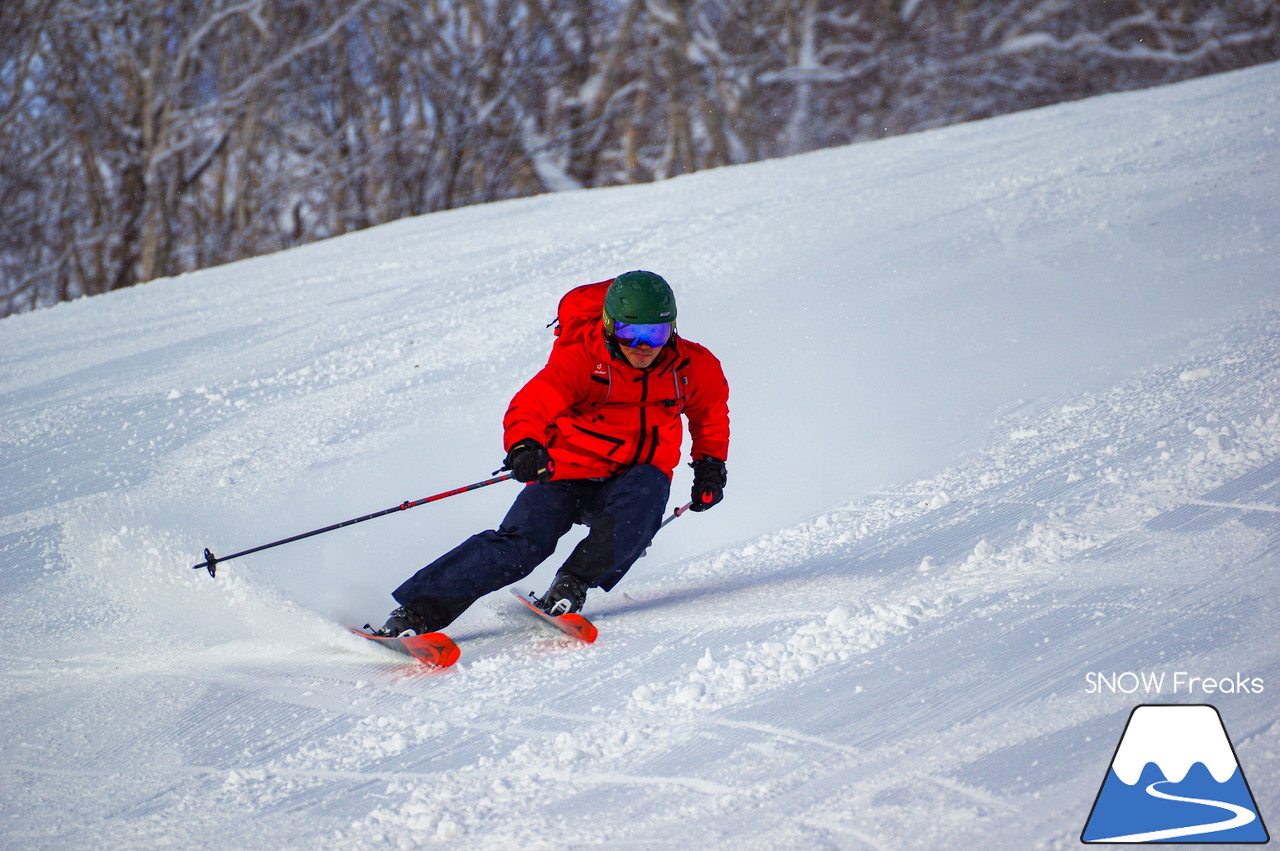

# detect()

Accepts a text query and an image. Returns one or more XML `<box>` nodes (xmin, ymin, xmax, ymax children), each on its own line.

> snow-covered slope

<box><xmin>2</xmin><ymin>63</ymin><xmax>1278</xmax><ymax>849</ymax></box>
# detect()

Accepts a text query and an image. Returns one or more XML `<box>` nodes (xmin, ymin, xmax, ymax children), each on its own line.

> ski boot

<box><xmin>539</xmin><ymin>570</ymin><xmax>588</xmax><ymax>617</ymax></box>
<box><xmin>369</xmin><ymin>605</ymin><xmax>431</xmax><ymax>638</ymax></box>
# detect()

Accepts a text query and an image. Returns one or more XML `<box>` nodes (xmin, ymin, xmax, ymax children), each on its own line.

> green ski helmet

<box><xmin>603</xmin><ymin>271</ymin><xmax>677</xmax><ymax>346</ymax></box>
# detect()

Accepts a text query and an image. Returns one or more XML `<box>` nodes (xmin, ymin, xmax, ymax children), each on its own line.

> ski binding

<box><xmin>511</xmin><ymin>589</ymin><xmax>598</xmax><ymax>643</ymax></box>
<box><xmin>349</xmin><ymin>626</ymin><xmax>461</xmax><ymax>667</ymax></box>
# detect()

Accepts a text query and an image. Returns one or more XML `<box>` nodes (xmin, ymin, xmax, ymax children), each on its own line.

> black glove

<box><xmin>689</xmin><ymin>456</ymin><xmax>726</xmax><ymax>512</ymax></box>
<box><xmin>505</xmin><ymin>438</ymin><xmax>554</xmax><ymax>483</ymax></box>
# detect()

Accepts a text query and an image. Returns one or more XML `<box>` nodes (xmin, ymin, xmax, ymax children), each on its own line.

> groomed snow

<box><xmin>2</xmin><ymin>62</ymin><xmax>1278</xmax><ymax>849</ymax></box>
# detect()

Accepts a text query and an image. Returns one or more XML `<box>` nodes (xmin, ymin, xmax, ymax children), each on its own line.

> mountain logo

<box><xmin>1081</xmin><ymin>704</ymin><xmax>1269</xmax><ymax>844</ymax></box>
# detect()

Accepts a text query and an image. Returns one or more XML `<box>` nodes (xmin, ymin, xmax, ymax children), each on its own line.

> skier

<box><xmin>372</xmin><ymin>271</ymin><xmax>730</xmax><ymax>636</ymax></box>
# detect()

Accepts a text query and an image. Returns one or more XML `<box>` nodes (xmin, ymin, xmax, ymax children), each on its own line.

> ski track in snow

<box><xmin>2</xmin><ymin>63</ymin><xmax>1279</xmax><ymax>849</ymax></box>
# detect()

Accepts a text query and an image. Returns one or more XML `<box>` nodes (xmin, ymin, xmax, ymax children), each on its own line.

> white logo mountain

<box><xmin>1110</xmin><ymin>704</ymin><xmax>1238</xmax><ymax>784</ymax></box>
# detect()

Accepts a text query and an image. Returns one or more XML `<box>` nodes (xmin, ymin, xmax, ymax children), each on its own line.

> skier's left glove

<box><xmin>689</xmin><ymin>456</ymin><xmax>726</xmax><ymax>512</ymax></box>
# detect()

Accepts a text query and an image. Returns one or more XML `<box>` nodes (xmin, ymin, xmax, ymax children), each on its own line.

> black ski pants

<box><xmin>392</xmin><ymin>463</ymin><xmax>670</xmax><ymax>631</ymax></box>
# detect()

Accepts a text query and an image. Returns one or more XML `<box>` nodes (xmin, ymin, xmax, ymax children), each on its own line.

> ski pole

<box><xmin>639</xmin><ymin>502</ymin><xmax>693</xmax><ymax>560</ymax></box>
<box><xmin>659</xmin><ymin>502</ymin><xmax>693</xmax><ymax>531</ymax></box>
<box><xmin>192</xmin><ymin>473</ymin><xmax>515</xmax><ymax>577</ymax></box>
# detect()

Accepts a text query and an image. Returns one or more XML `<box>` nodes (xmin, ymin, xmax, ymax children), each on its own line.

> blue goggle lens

<box><xmin>613</xmin><ymin>321</ymin><xmax>673</xmax><ymax>348</ymax></box>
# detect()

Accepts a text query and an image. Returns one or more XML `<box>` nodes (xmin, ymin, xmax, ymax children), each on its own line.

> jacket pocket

<box><xmin>567</xmin><ymin>423</ymin><xmax>628</xmax><ymax>458</ymax></box>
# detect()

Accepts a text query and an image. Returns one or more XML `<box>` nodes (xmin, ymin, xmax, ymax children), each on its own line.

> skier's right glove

<box><xmin>689</xmin><ymin>456</ymin><xmax>726</xmax><ymax>511</ymax></box>
<box><xmin>505</xmin><ymin>438</ymin><xmax>554</xmax><ymax>483</ymax></box>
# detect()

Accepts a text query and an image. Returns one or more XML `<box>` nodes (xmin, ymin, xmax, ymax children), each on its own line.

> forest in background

<box><xmin>2</xmin><ymin>0</ymin><xmax>1277</xmax><ymax>316</ymax></box>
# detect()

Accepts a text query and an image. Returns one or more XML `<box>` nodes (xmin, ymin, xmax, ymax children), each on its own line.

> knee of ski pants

<box><xmin>393</xmin><ymin>530</ymin><xmax>544</xmax><ymax>609</ymax></box>
<box><xmin>396</xmin><ymin>480</ymin><xmax>582</xmax><ymax>598</ymax></box>
<box><xmin>392</xmin><ymin>523</ymin><xmax>562</xmax><ymax>631</ymax></box>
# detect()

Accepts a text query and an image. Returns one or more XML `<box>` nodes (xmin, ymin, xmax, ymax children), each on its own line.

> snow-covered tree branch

<box><xmin>2</xmin><ymin>0</ymin><xmax>1276</xmax><ymax>315</ymax></box>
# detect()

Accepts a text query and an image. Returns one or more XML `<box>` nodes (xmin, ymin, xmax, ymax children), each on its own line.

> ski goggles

<box><xmin>612</xmin><ymin>321</ymin><xmax>674</xmax><ymax>348</ymax></box>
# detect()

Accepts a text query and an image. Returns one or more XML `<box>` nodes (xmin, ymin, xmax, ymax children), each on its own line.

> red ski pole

<box><xmin>192</xmin><ymin>473</ymin><xmax>515</xmax><ymax>577</ymax></box>
<box><xmin>659</xmin><ymin>501</ymin><xmax>693</xmax><ymax>530</ymax></box>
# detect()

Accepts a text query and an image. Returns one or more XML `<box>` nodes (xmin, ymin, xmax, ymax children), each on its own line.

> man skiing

<box><xmin>372</xmin><ymin>270</ymin><xmax>730</xmax><ymax>636</ymax></box>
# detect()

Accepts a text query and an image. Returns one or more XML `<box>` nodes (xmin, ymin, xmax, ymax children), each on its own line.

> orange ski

<box><xmin>511</xmin><ymin>589</ymin><xmax>598</xmax><ymax>643</ymax></box>
<box><xmin>349</xmin><ymin>627</ymin><xmax>461</xmax><ymax>667</ymax></box>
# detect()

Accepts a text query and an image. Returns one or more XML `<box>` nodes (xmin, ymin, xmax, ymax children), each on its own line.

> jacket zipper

<box><xmin>630</xmin><ymin>371</ymin><xmax>650</xmax><ymax>466</ymax></box>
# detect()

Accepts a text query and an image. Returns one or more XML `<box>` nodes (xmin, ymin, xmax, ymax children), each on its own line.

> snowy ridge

<box><xmin>2</xmin><ymin>63</ymin><xmax>1279</xmax><ymax>849</ymax></box>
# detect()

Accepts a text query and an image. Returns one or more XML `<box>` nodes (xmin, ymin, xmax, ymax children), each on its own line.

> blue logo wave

<box><xmin>1082</xmin><ymin>761</ymin><xmax>1269</xmax><ymax>843</ymax></box>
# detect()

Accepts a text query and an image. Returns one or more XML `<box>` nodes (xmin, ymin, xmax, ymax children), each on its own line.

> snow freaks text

<box><xmin>1085</xmin><ymin>671</ymin><xmax>1265</xmax><ymax>696</ymax></box>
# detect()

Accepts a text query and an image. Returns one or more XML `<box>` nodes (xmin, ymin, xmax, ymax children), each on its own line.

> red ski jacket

<box><xmin>503</xmin><ymin>297</ymin><xmax>730</xmax><ymax>481</ymax></box>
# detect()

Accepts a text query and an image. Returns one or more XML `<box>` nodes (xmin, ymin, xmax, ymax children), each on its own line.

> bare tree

<box><xmin>3</xmin><ymin>0</ymin><xmax>1276</xmax><ymax>316</ymax></box>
